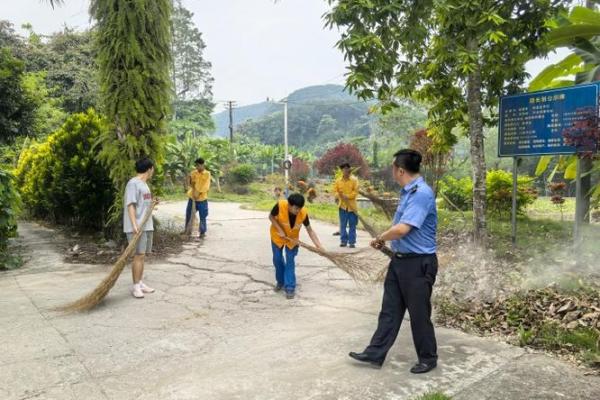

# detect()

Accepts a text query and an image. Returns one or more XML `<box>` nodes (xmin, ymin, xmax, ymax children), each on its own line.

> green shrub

<box><xmin>439</xmin><ymin>170</ymin><xmax>537</xmax><ymax>215</ymax></box>
<box><xmin>14</xmin><ymin>109</ymin><xmax>114</xmax><ymax>230</ymax></box>
<box><xmin>438</xmin><ymin>176</ymin><xmax>473</xmax><ymax>211</ymax></box>
<box><xmin>486</xmin><ymin>169</ymin><xmax>537</xmax><ymax>215</ymax></box>
<box><xmin>0</xmin><ymin>169</ymin><xmax>20</xmax><ymax>264</ymax></box>
<box><xmin>226</xmin><ymin>164</ymin><xmax>257</xmax><ymax>185</ymax></box>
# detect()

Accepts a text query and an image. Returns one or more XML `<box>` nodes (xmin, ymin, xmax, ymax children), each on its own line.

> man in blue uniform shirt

<box><xmin>349</xmin><ymin>149</ymin><xmax>438</xmax><ymax>374</ymax></box>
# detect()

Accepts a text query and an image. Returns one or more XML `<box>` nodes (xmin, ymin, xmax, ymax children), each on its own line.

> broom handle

<box><xmin>185</xmin><ymin>198</ymin><xmax>196</xmax><ymax>234</ymax></box>
<box><xmin>354</xmin><ymin>211</ymin><xmax>394</xmax><ymax>259</ymax></box>
<box><xmin>292</xmin><ymin>238</ymin><xmax>394</xmax><ymax>259</ymax></box>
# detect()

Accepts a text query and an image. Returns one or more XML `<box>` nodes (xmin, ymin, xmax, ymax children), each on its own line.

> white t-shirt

<box><xmin>123</xmin><ymin>177</ymin><xmax>154</xmax><ymax>233</ymax></box>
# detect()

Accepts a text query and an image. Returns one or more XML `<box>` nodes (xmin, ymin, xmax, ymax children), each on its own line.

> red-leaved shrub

<box><xmin>315</xmin><ymin>143</ymin><xmax>369</xmax><ymax>178</ymax></box>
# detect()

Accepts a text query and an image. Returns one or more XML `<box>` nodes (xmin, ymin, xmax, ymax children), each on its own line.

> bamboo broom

<box><xmin>183</xmin><ymin>198</ymin><xmax>197</xmax><ymax>237</ymax></box>
<box><xmin>295</xmin><ymin>239</ymin><xmax>393</xmax><ymax>283</ymax></box>
<box><xmin>357</xmin><ymin>212</ymin><xmax>392</xmax><ymax>282</ymax></box>
<box><xmin>357</xmin><ymin>213</ymin><xmax>381</xmax><ymax>238</ymax></box>
<box><xmin>294</xmin><ymin>211</ymin><xmax>393</xmax><ymax>283</ymax></box>
<box><xmin>55</xmin><ymin>200</ymin><xmax>158</xmax><ymax>312</ymax></box>
<box><xmin>358</xmin><ymin>189</ymin><xmax>396</xmax><ymax>220</ymax></box>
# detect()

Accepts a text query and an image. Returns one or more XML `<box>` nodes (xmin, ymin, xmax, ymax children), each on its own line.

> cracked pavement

<box><xmin>1</xmin><ymin>201</ymin><xmax>599</xmax><ymax>399</ymax></box>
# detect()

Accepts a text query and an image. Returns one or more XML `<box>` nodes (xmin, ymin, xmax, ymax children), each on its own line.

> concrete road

<box><xmin>1</xmin><ymin>201</ymin><xmax>598</xmax><ymax>400</ymax></box>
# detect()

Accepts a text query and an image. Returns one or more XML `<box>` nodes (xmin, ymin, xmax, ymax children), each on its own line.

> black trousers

<box><xmin>365</xmin><ymin>254</ymin><xmax>438</xmax><ymax>364</ymax></box>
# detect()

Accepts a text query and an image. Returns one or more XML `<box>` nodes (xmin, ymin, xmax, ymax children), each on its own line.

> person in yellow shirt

<box><xmin>269</xmin><ymin>193</ymin><xmax>324</xmax><ymax>299</ymax></box>
<box><xmin>186</xmin><ymin>158</ymin><xmax>211</xmax><ymax>238</ymax></box>
<box><xmin>334</xmin><ymin>163</ymin><xmax>359</xmax><ymax>248</ymax></box>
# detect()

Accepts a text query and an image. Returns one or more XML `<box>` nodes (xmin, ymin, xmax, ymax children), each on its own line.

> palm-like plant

<box><xmin>530</xmin><ymin>7</ymin><xmax>600</xmax><ymax>91</ymax></box>
<box><xmin>530</xmin><ymin>6</ymin><xmax>600</xmax><ymax>204</ymax></box>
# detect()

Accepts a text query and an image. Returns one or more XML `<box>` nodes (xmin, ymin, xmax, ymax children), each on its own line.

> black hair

<box><xmin>135</xmin><ymin>158</ymin><xmax>154</xmax><ymax>173</ymax></box>
<box><xmin>287</xmin><ymin>193</ymin><xmax>305</xmax><ymax>208</ymax></box>
<box><xmin>393</xmin><ymin>149</ymin><xmax>422</xmax><ymax>174</ymax></box>
<box><xmin>339</xmin><ymin>162</ymin><xmax>351</xmax><ymax>169</ymax></box>
<box><xmin>195</xmin><ymin>158</ymin><xmax>205</xmax><ymax>165</ymax></box>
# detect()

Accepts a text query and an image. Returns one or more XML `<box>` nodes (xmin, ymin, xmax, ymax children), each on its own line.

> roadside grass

<box><xmin>438</xmin><ymin>209</ymin><xmax>600</xmax><ymax>262</ymax></box>
<box><xmin>520</xmin><ymin>322</ymin><xmax>600</xmax><ymax>368</ymax></box>
<box><xmin>0</xmin><ymin>250</ymin><xmax>23</xmax><ymax>270</ymax></box>
<box><xmin>159</xmin><ymin>190</ymin><xmax>187</xmax><ymax>202</ymax></box>
<box><xmin>413</xmin><ymin>392</ymin><xmax>452</xmax><ymax>400</ymax></box>
<box><xmin>527</xmin><ymin>196</ymin><xmax>576</xmax><ymax>220</ymax></box>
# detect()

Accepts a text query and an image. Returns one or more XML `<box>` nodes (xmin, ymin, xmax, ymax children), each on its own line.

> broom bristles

<box><xmin>296</xmin><ymin>239</ymin><xmax>390</xmax><ymax>283</ymax></box>
<box><xmin>55</xmin><ymin>201</ymin><xmax>157</xmax><ymax>313</ymax></box>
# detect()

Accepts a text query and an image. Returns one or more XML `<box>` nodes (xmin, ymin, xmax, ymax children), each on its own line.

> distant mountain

<box><xmin>211</xmin><ymin>84</ymin><xmax>365</xmax><ymax>138</ymax></box>
<box><xmin>286</xmin><ymin>84</ymin><xmax>357</xmax><ymax>103</ymax></box>
<box><xmin>212</xmin><ymin>101</ymin><xmax>275</xmax><ymax>138</ymax></box>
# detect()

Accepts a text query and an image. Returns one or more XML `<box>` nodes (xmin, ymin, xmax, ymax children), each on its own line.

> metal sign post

<box><xmin>511</xmin><ymin>157</ymin><xmax>518</xmax><ymax>247</ymax></box>
<box><xmin>574</xmin><ymin>157</ymin><xmax>583</xmax><ymax>249</ymax></box>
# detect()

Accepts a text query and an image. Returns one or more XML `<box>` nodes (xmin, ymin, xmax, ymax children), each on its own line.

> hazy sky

<box><xmin>4</xmin><ymin>0</ymin><xmax>568</xmax><ymax>111</ymax></box>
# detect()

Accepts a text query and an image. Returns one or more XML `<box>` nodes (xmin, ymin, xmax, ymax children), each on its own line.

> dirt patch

<box><xmin>436</xmin><ymin>286</ymin><xmax>600</xmax><ymax>371</ymax></box>
<box><xmin>432</xmin><ymin>229</ymin><xmax>600</xmax><ymax>371</ymax></box>
<box><xmin>61</xmin><ymin>223</ymin><xmax>185</xmax><ymax>265</ymax></box>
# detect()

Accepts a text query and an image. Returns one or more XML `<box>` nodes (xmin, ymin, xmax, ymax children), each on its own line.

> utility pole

<box><xmin>267</xmin><ymin>97</ymin><xmax>290</xmax><ymax>196</ymax></box>
<box><xmin>226</xmin><ymin>101</ymin><xmax>237</xmax><ymax>143</ymax></box>
<box><xmin>283</xmin><ymin>98</ymin><xmax>289</xmax><ymax>193</ymax></box>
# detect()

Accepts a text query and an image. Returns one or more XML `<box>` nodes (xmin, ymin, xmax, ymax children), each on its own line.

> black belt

<box><xmin>393</xmin><ymin>252</ymin><xmax>436</xmax><ymax>259</ymax></box>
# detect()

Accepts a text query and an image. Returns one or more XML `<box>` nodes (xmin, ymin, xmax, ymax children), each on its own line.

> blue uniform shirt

<box><xmin>391</xmin><ymin>176</ymin><xmax>437</xmax><ymax>254</ymax></box>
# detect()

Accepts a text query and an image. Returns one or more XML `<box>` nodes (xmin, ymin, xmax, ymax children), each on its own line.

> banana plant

<box><xmin>164</xmin><ymin>133</ymin><xmax>205</xmax><ymax>191</ymax></box>
<box><xmin>530</xmin><ymin>6</ymin><xmax>600</xmax><ymax>205</ymax></box>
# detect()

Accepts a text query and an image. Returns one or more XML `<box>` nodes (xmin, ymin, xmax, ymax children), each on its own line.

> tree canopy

<box><xmin>325</xmin><ymin>0</ymin><xmax>569</xmax><ymax>245</ymax></box>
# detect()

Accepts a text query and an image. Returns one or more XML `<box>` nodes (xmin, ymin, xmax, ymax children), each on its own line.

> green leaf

<box><xmin>528</xmin><ymin>53</ymin><xmax>583</xmax><ymax>91</ymax></box>
<box><xmin>564</xmin><ymin>157</ymin><xmax>578</xmax><ymax>180</ymax></box>
<box><xmin>545</xmin><ymin>79</ymin><xmax>576</xmax><ymax>89</ymax></box>
<box><xmin>535</xmin><ymin>156</ymin><xmax>553</xmax><ymax>176</ymax></box>
<box><xmin>575</xmin><ymin>65</ymin><xmax>600</xmax><ymax>84</ymax></box>
<box><xmin>548</xmin><ymin>25</ymin><xmax>600</xmax><ymax>47</ymax></box>
<box><xmin>569</xmin><ymin>6</ymin><xmax>600</xmax><ymax>26</ymax></box>
<box><xmin>571</xmin><ymin>37</ymin><xmax>600</xmax><ymax>64</ymax></box>
<box><xmin>592</xmin><ymin>182</ymin><xmax>600</xmax><ymax>201</ymax></box>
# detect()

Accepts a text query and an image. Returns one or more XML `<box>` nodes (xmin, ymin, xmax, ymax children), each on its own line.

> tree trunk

<box><xmin>215</xmin><ymin>174</ymin><xmax>222</xmax><ymax>193</ymax></box>
<box><xmin>579</xmin><ymin>0</ymin><xmax>596</xmax><ymax>224</ymax></box>
<box><xmin>578</xmin><ymin>153</ymin><xmax>593</xmax><ymax>224</ymax></box>
<box><xmin>466</xmin><ymin>43</ymin><xmax>487</xmax><ymax>247</ymax></box>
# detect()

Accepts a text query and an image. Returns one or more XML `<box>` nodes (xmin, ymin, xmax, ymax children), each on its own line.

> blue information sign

<box><xmin>498</xmin><ymin>84</ymin><xmax>599</xmax><ymax>157</ymax></box>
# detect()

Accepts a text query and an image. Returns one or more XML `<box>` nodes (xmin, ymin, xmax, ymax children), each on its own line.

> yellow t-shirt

<box><xmin>187</xmin><ymin>170</ymin><xmax>211</xmax><ymax>201</ymax></box>
<box><xmin>334</xmin><ymin>175</ymin><xmax>359</xmax><ymax>212</ymax></box>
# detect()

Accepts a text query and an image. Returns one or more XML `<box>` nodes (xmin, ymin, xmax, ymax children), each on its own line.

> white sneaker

<box><xmin>139</xmin><ymin>281</ymin><xmax>155</xmax><ymax>294</ymax></box>
<box><xmin>132</xmin><ymin>284</ymin><xmax>144</xmax><ymax>298</ymax></box>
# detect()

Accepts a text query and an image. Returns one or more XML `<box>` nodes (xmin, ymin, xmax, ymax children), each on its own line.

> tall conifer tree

<box><xmin>91</xmin><ymin>0</ymin><xmax>173</xmax><ymax>225</ymax></box>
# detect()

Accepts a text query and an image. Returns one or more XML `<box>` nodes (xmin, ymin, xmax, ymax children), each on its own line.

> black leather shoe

<box><xmin>410</xmin><ymin>362</ymin><xmax>437</xmax><ymax>374</ymax></box>
<box><xmin>348</xmin><ymin>352</ymin><xmax>383</xmax><ymax>367</ymax></box>
<box><xmin>340</xmin><ymin>243</ymin><xmax>347</xmax><ymax>247</ymax></box>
